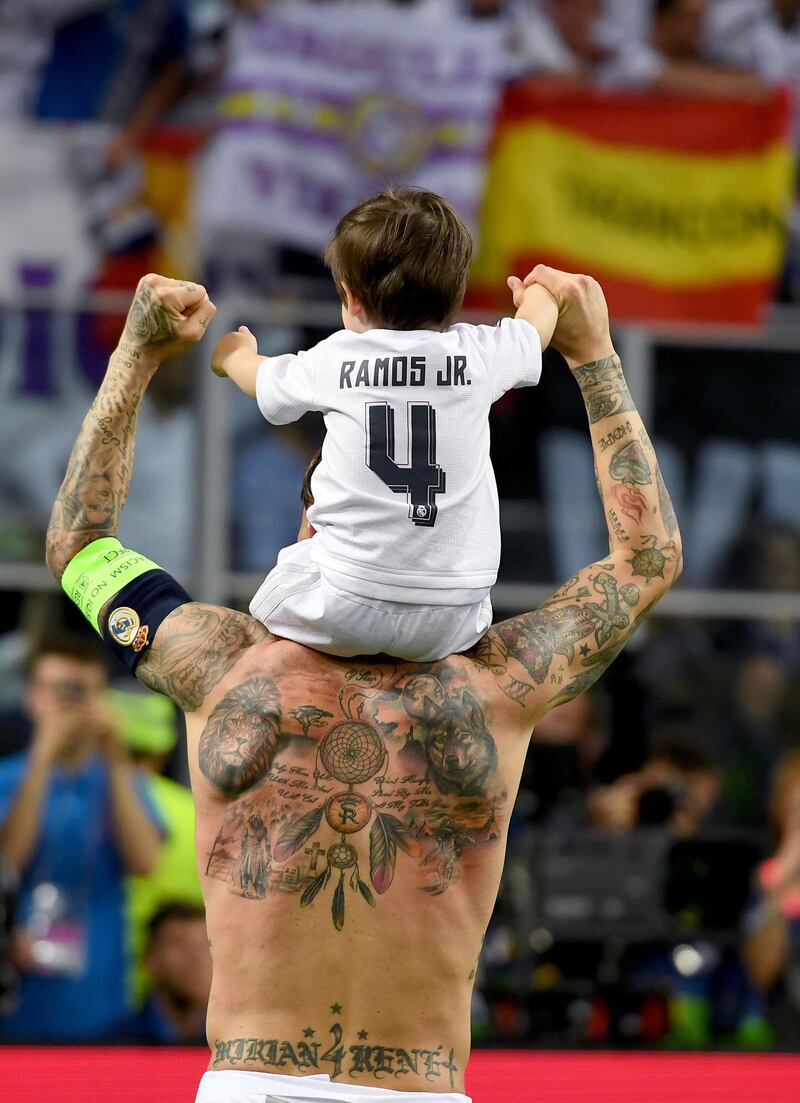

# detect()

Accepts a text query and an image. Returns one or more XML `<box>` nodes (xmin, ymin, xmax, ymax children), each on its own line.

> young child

<box><xmin>211</xmin><ymin>187</ymin><xmax>558</xmax><ymax>661</ymax></box>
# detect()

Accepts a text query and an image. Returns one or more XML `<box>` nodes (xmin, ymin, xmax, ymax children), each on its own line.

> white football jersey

<box><xmin>255</xmin><ymin>318</ymin><xmax>541</xmax><ymax>604</ymax></box>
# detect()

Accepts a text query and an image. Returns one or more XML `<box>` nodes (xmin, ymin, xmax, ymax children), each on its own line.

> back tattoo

<box><xmin>200</xmin><ymin>660</ymin><xmax>505</xmax><ymax>927</ymax></box>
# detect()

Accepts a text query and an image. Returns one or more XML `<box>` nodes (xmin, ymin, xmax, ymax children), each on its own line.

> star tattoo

<box><xmin>357</xmin><ymin>1029</ymin><xmax>368</xmax><ymax>1040</ymax></box>
<box><xmin>331</xmin><ymin>1003</ymin><xmax>342</xmax><ymax>1015</ymax></box>
<box><xmin>579</xmin><ymin>644</ymin><xmax>591</xmax><ymax>657</ymax></box>
<box><xmin>303</xmin><ymin>1027</ymin><xmax>315</xmax><ymax>1038</ymax></box>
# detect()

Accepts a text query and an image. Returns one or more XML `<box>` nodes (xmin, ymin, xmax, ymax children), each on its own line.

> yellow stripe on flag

<box><xmin>473</xmin><ymin>121</ymin><xmax>794</xmax><ymax>290</ymax></box>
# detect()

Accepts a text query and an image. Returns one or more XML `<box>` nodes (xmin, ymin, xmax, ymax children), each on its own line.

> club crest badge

<box><xmin>108</xmin><ymin>607</ymin><xmax>141</xmax><ymax>647</ymax></box>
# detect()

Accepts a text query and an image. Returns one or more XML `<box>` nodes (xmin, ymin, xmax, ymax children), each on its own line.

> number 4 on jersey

<box><xmin>365</xmin><ymin>401</ymin><xmax>446</xmax><ymax>527</ymax></box>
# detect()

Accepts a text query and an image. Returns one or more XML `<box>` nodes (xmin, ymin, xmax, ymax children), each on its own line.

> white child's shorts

<box><xmin>195</xmin><ymin>1070</ymin><xmax>471</xmax><ymax>1103</ymax></box>
<box><xmin>250</xmin><ymin>540</ymin><xmax>492</xmax><ymax>662</ymax></box>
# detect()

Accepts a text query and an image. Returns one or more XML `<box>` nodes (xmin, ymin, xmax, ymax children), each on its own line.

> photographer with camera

<box><xmin>586</xmin><ymin>731</ymin><xmax>721</xmax><ymax>837</ymax></box>
<box><xmin>0</xmin><ymin>636</ymin><xmax>162</xmax><ymax>1041</ymax></box>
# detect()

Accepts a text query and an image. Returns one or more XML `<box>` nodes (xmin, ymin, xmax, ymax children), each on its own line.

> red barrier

<box><xmin>3</xmin><ymin>1047</ymin><xmax>800</xmax><ymax>1102</ymax></box>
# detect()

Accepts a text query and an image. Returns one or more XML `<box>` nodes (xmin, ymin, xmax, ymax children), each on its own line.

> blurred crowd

<box><xmin>2</xmin><ymin>2</ymin><xmax>799</xmax><ymax>128</ymax></box>
<box><xmin>0</xmin><ymin>0</ymin><xmax>799</xmax><ymax>1055</ymax></box>
<box><xmin>473</xmin><ymin>594</ymin><xmax>800</xmax><ymax>1050</ymax></box>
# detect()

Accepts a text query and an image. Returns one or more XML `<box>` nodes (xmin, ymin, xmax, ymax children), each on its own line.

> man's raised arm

<box><xmin>481</xmin><ymin>268</ymin><xmax>682</xmax><ymax>723</ymax></box>
<box><xmin>46</xmin><ymin>274</ymin><xmax>268</xmax><ymax>713</ymax></box>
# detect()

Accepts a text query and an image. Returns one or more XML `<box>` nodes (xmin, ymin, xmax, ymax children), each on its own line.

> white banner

<box><xmin>196</xmin><ymin>3</ymin><xmax>506</xmax><ymax>252</ymax></box>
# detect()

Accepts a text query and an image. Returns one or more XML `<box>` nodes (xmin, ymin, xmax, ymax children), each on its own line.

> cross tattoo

<box><xmin>305</xmin><ymin>841</ymin><xmax>325</xmax><ymax>872</ymax></box>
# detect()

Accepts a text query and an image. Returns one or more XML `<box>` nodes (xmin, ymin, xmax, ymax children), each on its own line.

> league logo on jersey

<box><xmin>108</xmin><ymin>606</ymin><xmax>141</xmax><ymax>647</ymax></box>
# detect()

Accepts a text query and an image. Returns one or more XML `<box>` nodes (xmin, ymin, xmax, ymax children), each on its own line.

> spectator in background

<box><xmin>743</xmin><ymin>747</ymin><xmax>800</xmax><ymax>1046</ymax></box>
<box><xmin>0</xmin><ymin>637</ymin><xmax>162</xmax><ymax>1041</ymax></box>
<box><xmin>34</xmin><ymin>0</ymin><xmax>191</xmax><ymax>169</ymax></box>
<box><xmin>509</xmin><ymin>1</ymin><xmax>769</xmax><ymax>121</ymax></box>
<box><xmin>113</xmin><ymin>902</ymin><xmax>210</xmax><ymax>1044</ymax></box>
<box><xmin>706</xmin><ymin>0</ymin><xmax>800</xmax><ymax>103</ymax></box>
<box><xmin>0</xmin><ymin>2</ymin><xmax>124</xmax><ymax>121</ymax></box>
<box><xmin>511</xmin><ymin>0</ymin><xmax>608</xmax><ymax>84</ymax></box>
<box><xmin>585</xmin><ymin>731</ymin><xmax>721</xmax><ymax>836</ymax></box>
<box><xmin>108</xmin><ymin>689</ymin><xmax>202</xmax><ymax>1004</ymax></box>
<box><xmin>597</xmin><ymin>0</ymin><xmax>770</xmax><ymax>95</ymax></box>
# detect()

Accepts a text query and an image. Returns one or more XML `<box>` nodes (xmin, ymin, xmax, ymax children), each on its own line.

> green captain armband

<box><xmin>61</xmin><ymin>538</ymin><xmax>164</xmax><ymax>634</ymax></box>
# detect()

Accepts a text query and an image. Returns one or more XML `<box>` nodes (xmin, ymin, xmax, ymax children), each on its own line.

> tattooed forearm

<box><xmin>137</xmin><ymin>605</ymin><xmax>269</xmax><ymax>712</ymax></box>
<box><xmin>609</xmin><ymin>440</ymin><xmax>651</xmax><ymax>486</ymax></box>
<box><xmin>480</xmin><ymin>357</ymin><xmax>680</xmax><ymax>722</ymax></box>
<box><xmin>549</xmin><ymin>596</ymin><xmax>658</xmax><ymax>706</ymax></box>
<box><xmin>549</xmin><ymin>638</ymin><xmax>626</xmax><ymax>707</ymax></box>
<box><xmin>45</xmin><ymin>348</ymin><xmax>153</xmax><ymax>579</ymax></box>
<box><xmin>573</xmin><ymin>355</ymin><xmax>634</xmax><ymax>424</ymax></box>
<box><xmin>46</xmin><ymin>274</ymin><xmax>212</xmax><ymax>582</ymax></box>
<box><xmin>579</xmin><ymin>357</ymin><xmax>680</xmax><ymax>569</ymax></box>
<box><xmin>598</xmin><ymin>420</ymin><xmax>633</xmax><ymax>452</ymax></box>
<box><xmin>212</xmin><ymin>1014</ymin><xmax>458</xmax><ymax>1088</ymax></box>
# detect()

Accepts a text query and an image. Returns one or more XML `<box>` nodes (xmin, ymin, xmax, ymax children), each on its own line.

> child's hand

<box><xmin>211</xmin><ymin>325</ymin><xmax>257</xmax><ymax>378</ymax></box>
<box><xmin>507</xmin><ymin>275</ymin><xmax>527</xmax><ymax>310</ymax></box>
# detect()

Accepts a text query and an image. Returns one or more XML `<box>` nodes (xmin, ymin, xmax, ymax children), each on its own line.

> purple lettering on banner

<box><xmin>202</xmin><ymin>7</ymin><xmax>504</xmax><ymax>251</ymax></box>
<box><xmin>76</xmin><ymin>311</ymin><xmax>118</xmax><ymax>389</ymax></box>
<box><xmin>246</xmin><ymin>159</ymin><xmax>280</xmax><ymax>198</ymax></box>
<box><xmin>238</xmin><ymin>12</ymin><xmax>496</xmax><ymax>88</ymax></box>
<box><xmin>17</xmin><ymin>263</ymin><xmax>56</xmax><ymax>397</ymax></box>
<box><xmin>251</xmin><ymin>161</ymin><xmax>349</xmax><ymax>217</ymax></box>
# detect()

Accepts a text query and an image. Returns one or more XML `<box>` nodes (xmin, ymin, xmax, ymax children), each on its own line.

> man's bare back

<box><xmin>45</xmin><ymin>269</ymin><xmax>681</xmax><ymax>1098</ymax></box>
<box><xmin>191</xmin><ymin>639</ymin><xmax>522</xmax><ymax>1091</ymax></box>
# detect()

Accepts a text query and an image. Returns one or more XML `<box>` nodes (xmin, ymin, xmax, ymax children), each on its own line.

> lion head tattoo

<box><xmin>198</xmin><ymin>677</ymin><xmax>282</xmax><ymax>796</ymax></box>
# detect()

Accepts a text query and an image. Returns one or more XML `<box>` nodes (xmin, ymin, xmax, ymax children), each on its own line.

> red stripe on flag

<box><xmin>493</xmin><ymin>80</ymin><xmax>792</xmax><ymax>156</ymax></box>
<box><xmin>468</xmin><ymin>251</ymin><xmax>777</xmax><ymax>326</ymax></box>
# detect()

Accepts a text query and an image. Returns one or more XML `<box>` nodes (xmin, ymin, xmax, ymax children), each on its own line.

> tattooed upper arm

<box><xmin>476</xmin><ymin>552</ymin><xmax>666</xmax><ymax>722</ymax></box>
<box><xmin>135</xmin><ymin>603</ymin><xmax>269</xmax><ymax>712</ymax></box>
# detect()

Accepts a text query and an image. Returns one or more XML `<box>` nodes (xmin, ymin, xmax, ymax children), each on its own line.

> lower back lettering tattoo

<box><xmin>212</xmin><ymin>1013</ymin><xmax>459</xmax><ymax>1088</ymax></box>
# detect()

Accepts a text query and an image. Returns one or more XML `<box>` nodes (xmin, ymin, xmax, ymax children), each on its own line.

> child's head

<box><xmin>325</xmin><ymin>187</ymin><xmax>473</xmax><ymax>332</ymax></box>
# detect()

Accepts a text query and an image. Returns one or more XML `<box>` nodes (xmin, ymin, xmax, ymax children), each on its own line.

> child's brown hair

<box><xmin>324</xmin><ymin>187</ymin><xmax>473</xmax><ymax>330</ymax></box>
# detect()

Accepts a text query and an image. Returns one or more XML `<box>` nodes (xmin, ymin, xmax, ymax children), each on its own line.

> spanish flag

<box><xmin>470</xmin><ymin>82</ymin><xmax>796</xmax><ymax>324</ymax></box>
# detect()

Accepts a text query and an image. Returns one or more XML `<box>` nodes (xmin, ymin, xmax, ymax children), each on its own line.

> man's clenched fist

<box><xmin>122</xmin><ymin>273</ymin><xmax>217</xmax><ymax>363</ymax></box>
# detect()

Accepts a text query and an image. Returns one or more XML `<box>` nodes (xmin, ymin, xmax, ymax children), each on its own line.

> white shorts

<box><xmin>195</xmin><ymin>1070</ymin><xmax>471</xmax><ymax>1103</ymax></box>
<box><xmin>250</xmin><ymin>541</ymin><xmax>492</xmax><ymax>662</ymax></box>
